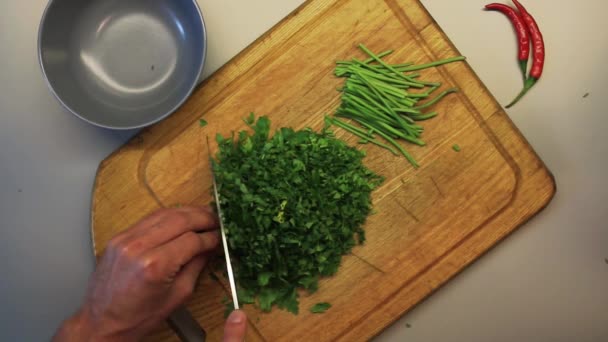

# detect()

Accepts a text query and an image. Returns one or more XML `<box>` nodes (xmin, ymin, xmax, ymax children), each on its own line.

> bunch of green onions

<box><xmin>327</xmin><ymin>44</ymin><xmax>466</xmax><ymax>167</ymax></box>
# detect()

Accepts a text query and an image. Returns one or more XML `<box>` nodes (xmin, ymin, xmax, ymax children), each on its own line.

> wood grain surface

<box><xmin>91</xmin><ymin>0</ymin><xmax>556</xmax><ymax>340</ymax></box>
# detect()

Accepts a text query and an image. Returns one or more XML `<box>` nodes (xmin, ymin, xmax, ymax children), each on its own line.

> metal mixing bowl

<box><xmin>38</xmin><ymin>0</ymin><xmax>207</xmax><ymax>129</ymax></box>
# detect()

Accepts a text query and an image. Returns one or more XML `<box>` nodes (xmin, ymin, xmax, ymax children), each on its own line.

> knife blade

<box><xmin>208</xmin><ymin>137</ymin><xmax>240</xmax><ymax>310</ymax></box>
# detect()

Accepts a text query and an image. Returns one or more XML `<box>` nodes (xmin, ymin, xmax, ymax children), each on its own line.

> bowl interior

<box><xmin>39</xmin><ymin>0</ymin><xmax>206</xmax><ymax>129</ymax></box>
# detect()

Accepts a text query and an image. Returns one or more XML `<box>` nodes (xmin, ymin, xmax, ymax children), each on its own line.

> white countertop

<box><xmin>1</xmin><ymin>1</ymin><xmax>606</xmax><ymax>340</ymax></box>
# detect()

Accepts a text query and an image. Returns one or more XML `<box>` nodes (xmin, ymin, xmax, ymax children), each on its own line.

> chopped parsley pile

<box><xmin>212</xmin><ymin>115</ymin><xmax>383</xmax><ymax>314</ymax></box>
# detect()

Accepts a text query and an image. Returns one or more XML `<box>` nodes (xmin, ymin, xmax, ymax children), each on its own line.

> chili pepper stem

<box><xmin>506</xmin><ymin>77</ymin><xmax>537</xmax><ymax>108</ymax></box>
<box><xmin>519</xmin><ymin>60</ymin><xmax>528</xmax><ymax>82</ymax></box>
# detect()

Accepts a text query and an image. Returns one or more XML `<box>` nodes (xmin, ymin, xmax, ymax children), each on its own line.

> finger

<box><xmin>223</xmin><ymin>310</ymin><xmax>247</xmax><ymax>342</ymax></box>
<box><xmin>121</xmin><ymin>206</ymin><xmax>216</xmax><ymax>241</ymax></box>
<box><xmin>175</xmin><ymin>254</ymin><xmax>208</xmax><ymax>291</ymax></box>
<box><xmin>108</xmin><ymin>208</ymin><xmax>169</xmax><ymax>245</ymax></box>
<box><xmin>152</xmin><ymin>230</ymin><xmax>219</xmax><ymax>270</ymax></box>
<box><xmin>148</xmin><ymin>206</ymin><xmax>219</xmax><ymax>245</ymax></box>
<box><xmin>136</xmin><ymin>231</ymin><xmax>218</xmax><ymax>284</ymax></box>
<box><xmin>164</xmin><ymin>255</ymin><xmax>209</xmax><ymax>313</ymax></box>
<box><xmin>129</xmin><ymin>206</ymin><xmax>219</xmax><ymax>250</ymax></box>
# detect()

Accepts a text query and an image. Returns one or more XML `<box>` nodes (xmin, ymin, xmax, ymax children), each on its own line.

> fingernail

<box><xmin>228</xmin><ymin>310</ymin><xmax>245</xmax><ymax>324</ymax></box>
<box><xmin>200</xmin><ymin>231</ymin><xmax>220</xmax><ymax>249</ymax></box>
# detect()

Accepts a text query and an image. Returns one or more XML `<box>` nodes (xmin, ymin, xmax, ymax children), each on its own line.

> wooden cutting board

<box><xmin>91</xmin><ymin>0</ymin><xmax>555</xmax><ymax>340</ymax></box>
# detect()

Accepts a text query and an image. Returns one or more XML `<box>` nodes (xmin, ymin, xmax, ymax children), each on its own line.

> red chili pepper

<box><xmin>485</xmin><ymin>3</ymin><xmax>530</xmax><ymax>81</ymax></box>
<box><xmin>506</xmin><ymin>0</ymin><xmax>545</xmax><ymax>108</ymax></box>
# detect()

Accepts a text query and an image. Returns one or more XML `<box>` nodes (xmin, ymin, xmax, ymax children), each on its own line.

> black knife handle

<box><xmin>168</xmin><ymin>306</ymin><xmax>206</xmax><ymax>342</ymax></box>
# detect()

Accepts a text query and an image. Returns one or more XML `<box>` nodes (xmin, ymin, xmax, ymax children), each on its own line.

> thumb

<box><xmin>223</xmin><ymin>310</ymin><xmax>247</xmax><ymax>342</ymax></box>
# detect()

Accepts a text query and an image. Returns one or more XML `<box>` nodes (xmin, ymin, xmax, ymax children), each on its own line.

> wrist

<box><xmin>54</xmin><ymin>307</ymin><xmax>140</xmax><ymax>342</ymax></box>
<box><xmin>53</xmin><ymin>308</ymin><xmax>95</xmax><ymax>342</ymax></box>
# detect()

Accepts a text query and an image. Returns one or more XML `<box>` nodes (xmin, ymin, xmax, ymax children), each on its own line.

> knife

<box><xmin>166</xmin><ymin>139</ymin><xmax>240</xmax><ymax>342</ymax></box>
<box><xmin>168</xmin><ymin>306</ymin><xmax>207</xmax><ymax>342</ymax></box>
<box><xmin>208</xmin><ymin>137</ymin><xmax>240</xmax><ymax>310</ymax></box>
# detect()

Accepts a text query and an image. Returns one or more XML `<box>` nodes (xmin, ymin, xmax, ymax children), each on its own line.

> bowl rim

<box><xmin>37</xmin><ymin>0</ymin><xmax>208</xmax><ymax>130</ymax></box>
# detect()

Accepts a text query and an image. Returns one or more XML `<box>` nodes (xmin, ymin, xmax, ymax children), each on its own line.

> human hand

<box><xmin>54</xmin><ymin>206</ymin><xmax>220</xmax><ymax>341</ymax></box>
<box><xmin>223</xmin><ymin>310</ymin><xmax>248</xmax><ymax>342</ymax></box>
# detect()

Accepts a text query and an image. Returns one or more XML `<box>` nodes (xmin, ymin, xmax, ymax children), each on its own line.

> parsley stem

<box><xmin>391</xmin><ymin>105</ymin><xmax>421</xmax><ymax>115</ymax></box>
<box><xmin>339</xmin><ymin>105</ymin><xmax>396</xmax><ymax>128</ymax></box>
<box><xmin>358</xmin><ymin>44</ymin><xmax>412</xmax><ymax>83</ymax></box>
<box><xmin>329</xmin><ymin>117</ymin><xmax>399</xmax><ymax>156</ymax></box>
<box><xmin>336</xmin><ymin>50</ymin><xmax>393</xmax><ymax>66</ymax></box>
<box><xmin>410</xmin><ymin>111</ymin><xmax>438</xmax><ymax>121</ymax></box>
<box><xmin>343</xmin><ymin>94</ymin><xmax>394</xmax><ymax>122</ymax></box>
<box><xmin>362</xmin><ymin>50</ymin><xmax>393</xmax><ymax>64</ymax></box>
<box><xmin>351</xmin><ymin>72</ymin><xmax>399</xmax><ymax>117</ymax></box>
<box><xmin>351</xmin><ymin>63</ymin><xmax>424</xmax><ymax>88</ymax></box>
<box><xmin>404</xmin><ymin>92</ymin><xmax>429</xmax><ymax>99</ymax></box>
<box><xmin>359</xmin><ymin>119</ymin><xmax>419</xmax><ymax>167</ymax></box>
<box><xmin>414</xmin><ymin>88</ymin><xmax>458</xmax><ymax>110</ymax></box>
<box><xmin>393</xmin><ymin>56</ymin><xmax>466</xmax><ymax>72</ymax></box>
<box><xmin>353</xmin><ymin>118</ymin><xmax>425</xmax><ymax>147</ymax></box>
<box><xmin>345</xmin><ymin>90</ymin><xmax>399</xmax><ymax>124</ymax></box>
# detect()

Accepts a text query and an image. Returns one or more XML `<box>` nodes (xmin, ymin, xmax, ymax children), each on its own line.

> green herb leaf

<box><xmin>199</xmin><ymin>119</ymin><xmax>208</xmax><ymax>127</ymax></box>
<box><xmin>244</xmin><ymin>112</ymin><xmax>256</xmax><ymax>125</ymax></box>
<box><xmin>237</xmin><ymin>288</ymin><xmax>256</xmax><ymax>304</ymax></box>
<box><xmin>452</xmin><ymin>144</ymin><xmax>461</xmax><ymax>152</ymax></box>
<box><xmin>310</xmin><ymin>302</ymin><xmax>332</xmax><ymax>314</ymax></box>
<box><xmin>257</xmin><ymin>272</ymin><xmax>273</xmax><ymax>287</ymax></box>
<box><xmin>258</xmin><ymin>288</ymin><xmax>280</xmax><ymax>312</ymax></box>
<box><xmin>277</xmin><ymin>287</ymin><xmax>299</xmax><ymax>315</ymax></box>
<box><xmin>298</xmin><ymin>276</ymin><xmax>319</xmax><ymax>293</ymax></box>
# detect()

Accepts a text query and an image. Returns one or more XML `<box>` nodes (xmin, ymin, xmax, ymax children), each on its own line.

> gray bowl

<box><xmin>38</xmin><ymin>0</ymin><xmax>207</xmax><ymax>129</ymax></box>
